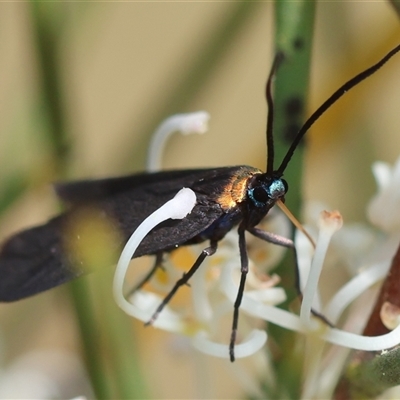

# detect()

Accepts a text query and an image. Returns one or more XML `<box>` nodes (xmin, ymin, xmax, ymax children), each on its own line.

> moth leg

<box><xmin>229</xmin><ymin>224</ymin><xmax>248</xmax><ymax>362</ymax></box>
<box><xmin>247</xmin><ymin>227</ymin><xmax>333</xmax><ymax>327</ymax></box>
<box><xmin>145</xmin><ymin>241</ymin><xmax>218</xmax><ymax>326</ymax></box>
<box><xmin>125</xmin><ymin>252</ymin><xmax>164</xmax><ymax>298</ymax></box>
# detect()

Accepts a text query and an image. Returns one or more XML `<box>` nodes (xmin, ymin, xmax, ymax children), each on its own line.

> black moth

<box><xmin>0</xmin><ymin>45</ymin><xmax>399</xmax><ymax>361</ymax></box>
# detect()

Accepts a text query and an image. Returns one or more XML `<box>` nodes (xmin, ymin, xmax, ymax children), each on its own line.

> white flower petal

<box><xmin>219</xmin><ymin>260</ymin><xmax>303</xmax><ymax>332</ymax></box>
<box><xmin>147</xmin><ymin>111</ymin><xmax>209</xmax><ymax>172</ymax></box>
<box><xmin>323</xmin><ymin>323</ymin><xmax>400</xmax><ymax>351</ymax></box>
<box><xmin>192</xmin><ymin>329</ymin><xmax>267</xmax><ymax>359</ymax></box>
<box><xmin>245</xmin><ymin>288</ymin><xmax>286</xmax><ymax>304</ymax></box>
<box><xmin>324</xmin><ymin>261</ymin><xmax>389</xmax><ymax>324</ymax></box>
<box><xmin>300</xmin><ymin>211</ymin><xmax>342</xmax><ymax>327</ymax></box>
<box><xmin>113</xmin><ymin>188</ymin><xmax>196</xmax><ymax>330</ymax></box>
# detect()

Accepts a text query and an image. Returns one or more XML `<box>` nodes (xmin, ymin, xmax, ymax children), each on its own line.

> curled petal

<box><xmin>113</xmin><ymin>188</ymin><xmax>196</xmax><ymax>328</ymax></box>
<box><xmin>323</xmin><ymin>323</ymin><xmax>400</xmax><ymax>351</ymax></box>
<box><xmin>192</xmin><ymin>329</ymin><xmax>267</xmax><ymax>359</ymax></box>
<box><xmin>147</xmin><ymin>111</ymin><xmax>210</xmax><ymax>172</ymax></box>
<box><xmin>324</xmin><ymin>261</ymin><xmax>389</xmax><ymax>324</ymax></box>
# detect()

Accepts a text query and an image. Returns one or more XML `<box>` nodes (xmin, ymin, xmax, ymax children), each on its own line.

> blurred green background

<box><xmin>0</xmin><ymin>2</ymin><xmax>399</xmax><ymax>399</ymax></box>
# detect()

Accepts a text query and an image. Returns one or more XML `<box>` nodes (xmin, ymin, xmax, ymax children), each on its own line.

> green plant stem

<box><xmin>95</xmin><ymin>268</ymin><xmax>148</xmax><ymax>399</ymax></box>
<box><xmin>273</xmin><ymin>0</ymin><xmax>315</xmax><ymax>216</ymax></box>
<box><xmin>30</xmin><ymin>3</ymin><xmax>147</xmax><ymax>398</ymax></box>
<box><xmin>69</xmin><ymin>281</ymin><xmax>113</xmax><ymax>399</ymax></box>
<box><xmin>266</xmin><ymin>1</ymin><xmax>316</xmax><ymax>398</ymax></box>
<box><xmin>0</xmin><ymin>173</ymin><xmax>29</xmax><ymax>215</ymax></box>
<box><xmin>335</xmin><ymin>347</ymin><xmax>400</xmax><ymax>399</ymax></box>
<box><xmin>30</xmin><ymin>2</ymin><xmax>70</xmax><ymax>174</ymax></box>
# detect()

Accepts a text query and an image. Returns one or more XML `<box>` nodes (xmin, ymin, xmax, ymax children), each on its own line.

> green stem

<box><xmin>30</xmin><ymin>3</ymin><xmax>147</xmax><ymax>398</ymax></box>
<box><xmin>69</xmin><ymin>281</ymin><xmax>113</xmax><ymax>399</ymax></box>
<box><xmin>30</xmin><ymin>2</ymin><xmax>70</xmax><ymax>174</ymax></box>
<box><xmin>273</xmin><ymin>0</ymin><xmax>316</xmax><ymax>216</ymax></box>
<box><xmin>95</xmin><ymin>268</ymin><xmax>148</xmax><ymax>399</ymax></box>
<box><xmin>267</xmin><ymin>1</ymin><xmax>316</xmax><ymax>398</ymax></box>
<box><xmin>0</xmin><ymin>173</ymin><xmax>29</xmax><ymax>215</ymax></box>
<box><xmin>335</xmin><ymin>347</ymin><xmax>400</xmax><ymax>399</ymax></box>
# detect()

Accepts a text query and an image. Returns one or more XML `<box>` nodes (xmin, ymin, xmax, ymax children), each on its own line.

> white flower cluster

<box><xmin>113</xmin><ymin>113</ymin><xmax>400</xmax><ymax>397</ymax></box>
<box><xmin>298</xmin><ymin>158</ymin><xmax>400</xmax><ymax>398</ymax></box>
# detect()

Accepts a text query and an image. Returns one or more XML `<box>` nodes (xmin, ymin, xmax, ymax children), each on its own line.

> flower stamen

<box><xmin>192</xmin><ymin>329</ymin><xmax>267</xmax><ymax>359</ymax></box>
<box><xmin>113</xmin><ymin>188</ymin><xmax>196</xmax><ymax>331</ymax></box>
<box><xmin>300</xmin><ymin>211</ymin><xmax>343</xmax><ymax>328</ymax></box>
<box><xmin>147</xmin><ymin>111</ymin><xmax>210</xmax><ymax>172</ymax></box>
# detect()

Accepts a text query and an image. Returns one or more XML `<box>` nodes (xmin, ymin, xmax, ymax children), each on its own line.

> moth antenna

<box><xmin>277</xmin><ymin>44</ymin><xmax>400</xmax><ymax>175</ymax></box>
<box><xmin>266</xmin><ymin>52</ymin><xmax>285</xmax><ymax>174</ymax></box>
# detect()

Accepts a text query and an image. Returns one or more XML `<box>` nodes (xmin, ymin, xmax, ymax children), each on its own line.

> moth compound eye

<box><xmin>248</xmin><ymin>177</ymin><xmax>287</xmax><ymax>207</ymax></box>
<box><xmin>252</xmin><ymin>186</ymin><xmax>270</xmax><ymax>204</ymax></box>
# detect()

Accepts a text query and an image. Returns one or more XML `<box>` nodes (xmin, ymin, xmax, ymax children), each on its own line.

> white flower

<box><xmin>113</xmin><ymin>187</ymin><xmax>197</xmax><ymax>332</ymax></box>
<box><xmin>113</xmin><ymin>190</ymin><xmax>289</xmax><ymax>359</ymax></box>
<box><xmin>113</xmin><ymin>113</ymin><xmax>290</xmax><ymax>364</ymax></box>
<box><xmin>113</xmin><ymin>114</ymin><xmax>400</xmax><ymax>397</ymax></box>
<box><xmin>295</xmin><ymin>156</ymin><xmax>400</xmax><ymax>398</ymax></box>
